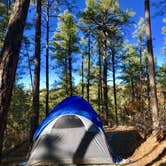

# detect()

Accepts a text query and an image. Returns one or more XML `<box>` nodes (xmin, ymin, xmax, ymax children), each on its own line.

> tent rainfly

<box><xmin>26</xmin><ymin>96</ymin><xmax>114</xmax><ymax>165</ymax></box>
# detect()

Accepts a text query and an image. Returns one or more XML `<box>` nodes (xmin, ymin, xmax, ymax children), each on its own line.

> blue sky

<box><xmin>119</xmin><ymin>0</ymin><xmax>165</xmax><ymax>65</ymax></box>
<box><xmin>74</xmin><ymin>0</ymin><xmax>165</xmax><ymax>65</ymax></box>
<box><xmin>21</xmin><ymin>0</ymin><xmax>166</xmax><ymax>89</ymax></box>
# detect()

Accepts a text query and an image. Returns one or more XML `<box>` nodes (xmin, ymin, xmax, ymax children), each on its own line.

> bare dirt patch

<box><xmin>105</xmin><ymin>126</ymin><xmax>166</xmax><ymax>166</ymax></box>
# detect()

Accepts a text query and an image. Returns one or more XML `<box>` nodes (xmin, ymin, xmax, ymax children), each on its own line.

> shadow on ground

<box><xmin>1</xmin><ymin>129</ymin><xmax>144</xmax><ymax>165</ymax></box>
<box><xmin>106</xmin><ymin>130</ymin><xmax>144</xmax><ymax>159</ymax></box>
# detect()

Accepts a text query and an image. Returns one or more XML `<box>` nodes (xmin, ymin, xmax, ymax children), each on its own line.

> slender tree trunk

<box><xmin>102</xmin><ymin>32</ymin><xmax>108</xmax><ymax>124</ymax></box>
<box><xmin>144</xmin><ymin>0</ymin><xmax>160</xmax><ymax>130</ymax></box>
<box><xmin>30</xmin><ymin>0</ymin><xmax>41</xmax><ymax>141</ymax></box>
<box><xmin>101</xmin><ymin>75</ymin><xmax>103</xmax><ymax>112</ymax></box>
<box><xmin>139</xmin><ymin>48</ymin><xmax>143</xmax><ymax>112</ymax></box>
<box><xmin>69</xmin><ymin>53</ymin><xmax>72</xmax><ymax>96</ymax></box>
<box><xmin>98</xmin><ymin>46</ymin><xmax>102</xmax><ymax>112</ymax></box>
<box><xmin>68</xmin><ymin>38</ymin><xmax>72</xmax><ymax>96</ymax></box>
<box><xmin>26</xmin><ymin>48</ymin><xmax>33</xmax><ymax>90</ymax></box>
<box><xmin>112</xmin><ymin>49</ymin><xmax>118</xmax><ymax>125</ymax></box>
<box><xmin>45</xmin><ymin>1</ymin><xmax>49</xmax><ymax>116</ymax></box>
<box><xmin>103</xmin><ymin>54</ymin><xmax>108</xmax><ymax>124</ymax></box>
<box><xmin>100</xmin><ymin>57</ymin><xmax>104</xmax><ymax>113</ymax></box>
<box><xmin>87</xmin><ymin>33</ymin><xmax>91</xmax><ymax>102</ymax></box>
<box><xmin>64</xmin><ymin>56</ymin><xmax>68</xmax><ymax>96</ymax></box>
<box><xmin>0</xmin><ymin>0</ymin><xmax>30</xmax><ymax>159</ymax></box>
<box><xmin>145</xmin><ymin>57</ymin><xmax>151</xmax><ymax>113</ymax></box>
<box><xmin>81</xmin><ymin>54</ymin><xmax>84</xmax><ymax>98</ymax></box>
<box><xmin>128</xmin><ymin>60</ymin><xmax>135</xmax><ymax>100</ymax></box>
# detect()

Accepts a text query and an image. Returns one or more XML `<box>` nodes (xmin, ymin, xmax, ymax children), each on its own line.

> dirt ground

<box><xmin>1</xmin><ymin>126</ymin><xmax>166</xmax><ymax>166</ymax></box>
<box><xmin>105</xmin><ymin>125</ymin><xmax>166</xmax><ymax>166</ymax></box>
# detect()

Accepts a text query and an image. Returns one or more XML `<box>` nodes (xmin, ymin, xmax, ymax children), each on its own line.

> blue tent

<box><xmin>33</xmin><ymin>96</ymin><xmax>103</xmax><ymax>140</ymax></box>
<box><xmin>27</xmin><ymin>96</ymin><xmax>118</xmax><ymax>165</ymax></box>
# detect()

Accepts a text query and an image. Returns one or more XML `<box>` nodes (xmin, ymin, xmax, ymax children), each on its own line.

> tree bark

<box><xmin>26</xmin><ymin>47</ymin><xmax>33</xmax><ymax>90</ymax></box>
<box><xmin>0</xmin><ymin>0</ymin><xmax>30</xmax><ymax>159</ymax></box>
<box><xmin>139</xmin><ymin>48</ymin><xmax>143</xmax><ymax>112</ymax></box>
<box><xmin>103</xmin><ymin>55</ymin><xmax>108</xmax><ymax>124</ymax></box>
<box><xmin>81</xmin><ymin>54</ymin><xmax>84</xmax><ymax>98</ymax></box>
<box><xmin>102</xmin><ymin>32</ymin><xmax>108</xmax><ymax>124</ymax></box>
<box><xmin>98</xmin><ymin>45</ymin><xmax>102</xmax><ymax>112</ymax></box>
<box><xmin>112</xmin><ymin>49</ymin><xmax>118</xmax><ymax>125</ymax></box>
<box><xmin>87</xmin><ymin>33</ymin><xmax>91</xmax><ymax>102</ymax></box>
<box><xmin>30</xmin><ymin>0</ymin><xmax>41</xmax><ymax>141</ymax></box>
<box><xmin>144</xmin><ymin>0</ymin><xmax>160</xmax><ymax>129</ymax></box>
<box><xmin>45</xmin><ymin>1</ymin><xmax>50</xmax><ymax>116</ymax></box>
<box><xmin>65</xmin><ymin>56</ymin><xmax>68</xmax><ymax>96</ymax></box>
<box><xmin>68</xmin><ymin>39</ymin><xmax>72</xmax><ymax>96</ymax></box>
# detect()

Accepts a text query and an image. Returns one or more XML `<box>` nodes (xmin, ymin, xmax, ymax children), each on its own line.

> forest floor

<box><xmin>105</xmin><ymin>125</ymin><xmax>166</xmax><ymax>166</ymax></box>
<box><xmin>1</xmin><ymin>125</ymin><xmax>166</xmax><ymax>166</ymax></box>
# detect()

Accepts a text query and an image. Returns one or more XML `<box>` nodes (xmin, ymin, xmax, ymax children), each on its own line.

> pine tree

<box><xmin>96</xmin><ymin>36</ymin><xmax>103</xmax><ymax>113</ymax></box>
<box><xmin>87</xmin><ymin>30</ymin><xmax>91</xmax><ymax>102</ymax></box>
<box><xmin>81</xmin><ymin>0</ymin><xmax>132</xmax><ymax>124</ymax></box>
<box><xmin>144</xmin><ymin>0</ymin><xmax>160</xmax><ymax>130</ymax></box>
<box><xmin>30</xmin><ymin>0</ymin><xmax>42</xmax><ymax>141</ymax></box>
<box><xmin>79</xmin><ymin>38</ymin><xmax>87</xmax><ymax>98</ymax></box>
<box><xmin>51</xmin><ymin>10</ymin><xmax>78</xmax><ymax>97</ymax></box>
<box><xmin>45</xmin><ymin>0</ymin><xmax>50</xmax><ymax>116</ymax></box>
<box><xmin>0</xmin><ymin>0</ymin><xmax>30</xmax><ymax>159</ymax></box>
<box><xmin>133</xmin><ymin>18</ymin><xmax>148</xmax><ymax>114</ymax></box>
<box><xmin>121</xmin><ymin>43</ymin><xmax>140</xmax><ymax>102</ymax></box>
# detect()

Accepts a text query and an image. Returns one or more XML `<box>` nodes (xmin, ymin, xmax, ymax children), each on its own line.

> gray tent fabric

<box><xmin>26</xmin><ymin>115</ymin><xmax>113</xmax><ymax>165</ymax></box>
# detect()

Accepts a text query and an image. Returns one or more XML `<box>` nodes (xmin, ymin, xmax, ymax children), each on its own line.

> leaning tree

<box><xmin>0</xmin><ymin>0</ymin><xmax>30</xmax><ymax>159</ymax></box>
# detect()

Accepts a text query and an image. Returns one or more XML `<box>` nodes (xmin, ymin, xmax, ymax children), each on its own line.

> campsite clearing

<box><xmin>1</xmin><ymin>126</ymin><xmax>166</xmax><ymax>166</ymax></box>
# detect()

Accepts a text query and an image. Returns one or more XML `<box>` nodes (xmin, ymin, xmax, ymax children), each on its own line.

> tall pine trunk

<box><xmin>0</xmin><ymin>0</ymin><xmax>30</xmax><ymax>159</ymax></box>
<box><xmin>30</xmin><ymin>0</ymin><xmax>41</xmax><ymax>141</ymax></box>
<box><xmin>112</xmin><ymin>49</ymin><xmax>118</xmax><ymax>125</ymax></box>
<box><xmin>103</xmin><ymin>55</ymin><xmax>108</xmax><ymax>124</ymax></box>
<box><xmin>81</xmin><ymin>54</ymin><xmax>84</xmax><ymax>98</ymax></box>
<box><xmin>145</xmin><ymin>58</ymin><xmax>151</xmax><ymax>113</ymax></box>
<box><xmin>144</xmin><ymin>0</ymin><xmax>160</xmax><ymax>130</ymax></box>
<box><xmin>45</xmin><ymin>1</ymin><xmax>49</xmax><ymax>116</ymax></box>
<box><xmin>26</xmin><ymin>47</ymin><xmax>33</xmax><ymax>90</ymax></box>
<box><xmin>139</xmin><ymin>48</ymin><xmax>143</xmax><ymax>112</ymax></box>
<box><xmin>65</xmin><ymin>57</ymin><xmax>69</xmax><ymax>96</ymax></box>
<box><xmin>68</xmin><ymin>40</ymin><xmax>72</xmax><ymax>96</ymax></box>
<box><xmin>102</xmin><ymin>32</ymin><xmax>108</xmax><ymax>124</ymax></box>
<box><xmin>87</xmin><ymin>33</ymin><xmax>91</xmax><ymax>102</ymax></box>
<box><xmin>128</xmin><ymin>59</ymin><xmax>135</xmax><ymax>100</ymax></box>
<box><xmin>98</xmin><ymin>46</ymin><xmax>102</xmax><ymax>113</ymax></box>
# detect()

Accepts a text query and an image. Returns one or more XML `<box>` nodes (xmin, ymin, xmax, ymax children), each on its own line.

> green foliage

<box><xmin>120</xmin><ymin>40</ymin><xmax>149</xmax><ymax>113</ymax></box>
<box><xmin>86</xmin><ymin>0</ymin><xmax>96</xmax><ymax>8</ymax></box>
<box><xmin>157</xmin><ymin>64</ymin><xmax>166</xmax><ymax>89</ymax></box>
<box><xmin>133</xmin><ymin>17</ymin><xmax>146</xmax><ymax>45</ymax></box>
<box><xmin>83</xmin><ymin>0</ymin><xmax>132</xmax><ymax>31</ymax></box>
<box><xmin>51</xmin><ymin>10</ymin><xmax>79</xmax><ymax>95</ymax></box>
<box><xmin>58</xmin><ymin>10</ymin><xmax>77</xmax><ymax>44</ymax></box>
<box><xmin>4</xmin><ymin>84</ymin><xmax>31</xmax><ymax>150</ymax></box>
<box><xmin>0</xmin><ymin>2</ymin><xmax>9</xmax><ymax>50</ymax></box>
<box><xmin>121</xmin><ymin>44</ymin><xmax>140</xmax><ymax>87</ymax></box>
<box><xmin>157</xmin><ymin>64</ymin><xmax>166</xmax><ymax>127</ymax></box>
<box><xmin>120</xmin><ymin>18</ymin><xmax>147</xmax><ymax>102</ymax></box>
